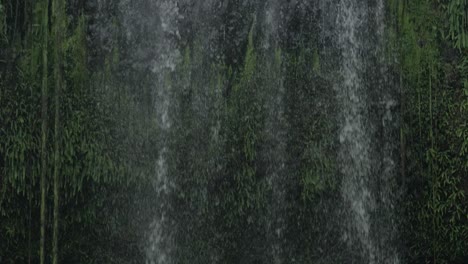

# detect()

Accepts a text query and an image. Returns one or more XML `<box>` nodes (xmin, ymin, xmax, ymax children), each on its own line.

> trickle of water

<box><xmin>117</xmin><ymin>1</ymin><xmax>183</xmax><ymax>263</ymax></box>
<box><xmin>336</xmin><ymin>1</ymin><xmax>400</xmax><ymax>263</ymax></box>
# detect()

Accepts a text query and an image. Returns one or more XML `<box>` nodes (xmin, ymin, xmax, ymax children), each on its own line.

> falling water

<box><xmin>336</xmin><ymin>0</ymin><xmax>400</xmax><ymax>263</ymax></box>
<box><xmin>261</xmin><ymin>2</ymin><xmax>287</xmax><ymax>263</ymax></box>
<box><xmin>117</xmin><ymin>1</ymin><xmax>182</xmax><ymax>263</ymax></box>
<box><xmin>145</xmin><ymin>1</ymin><xmax>181</xmax><ymax>262</ymax></box>
<box><xmin>94</xmin><ymin>0</ymin><xmax>402</xmax><ymax>263</ymax></box>
<box><xmin>337</xmin><ymin>0</ymin><xmax>375</xmax><ymax>262</ymax></box>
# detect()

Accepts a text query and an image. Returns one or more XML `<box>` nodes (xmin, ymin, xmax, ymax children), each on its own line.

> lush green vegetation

<box><xmin>0</xmin><ymin>0</ymin><xmax>467</xmax><ymax>263</ymax></box>
<box><xmin>391</xmin><ymin>0</ymin><xmax>468</xmax><ymax>263</ymax></box>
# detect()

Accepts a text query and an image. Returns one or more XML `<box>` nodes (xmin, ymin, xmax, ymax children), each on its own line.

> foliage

<box><xmin>395</xmin><ymin>0</ymin><xmax>468</xmax><ymax>262</ymax></box>
<box><xmin>444</xmin><ymin>0</ymin><xmax>468</xmax><ymax>49</ymax></box>
<box><xmin>1</xmin><ymin>0</ymin><xmax>467</xmax><ymax>263</ymax></box>
<box><xmin>0</xmin><ymin>1</ymin><xmax>147</xmax><ymax>262</ymax></box>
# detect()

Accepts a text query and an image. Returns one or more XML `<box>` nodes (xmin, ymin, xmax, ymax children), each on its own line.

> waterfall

<box><xmin>337</xmin><ymin>0</ymin><xmax>375</xmax><ymax>261</ymax></box>
<box><xmin>336</xmin><ymin>1</ymin><xmax>400</xmax><ymax>263</ymax></box>
<box><xmin>145</xmin><ymin>1</ymin><xmax>181</xmax><ymax>262</ymax></box>
<box><xmin>104</xmin><ymin>0</ymin><xmax>402</xmax><ymax>263</ymax></box>
<box><xmin>261</xmin><ymin>2</ymin><xmax>286</xmax><ymax>263</ymax></box>
<box><xmin>117</xmin><ymin>1</ymin><xmax>182</xmax><ymax>263</ymax></box>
